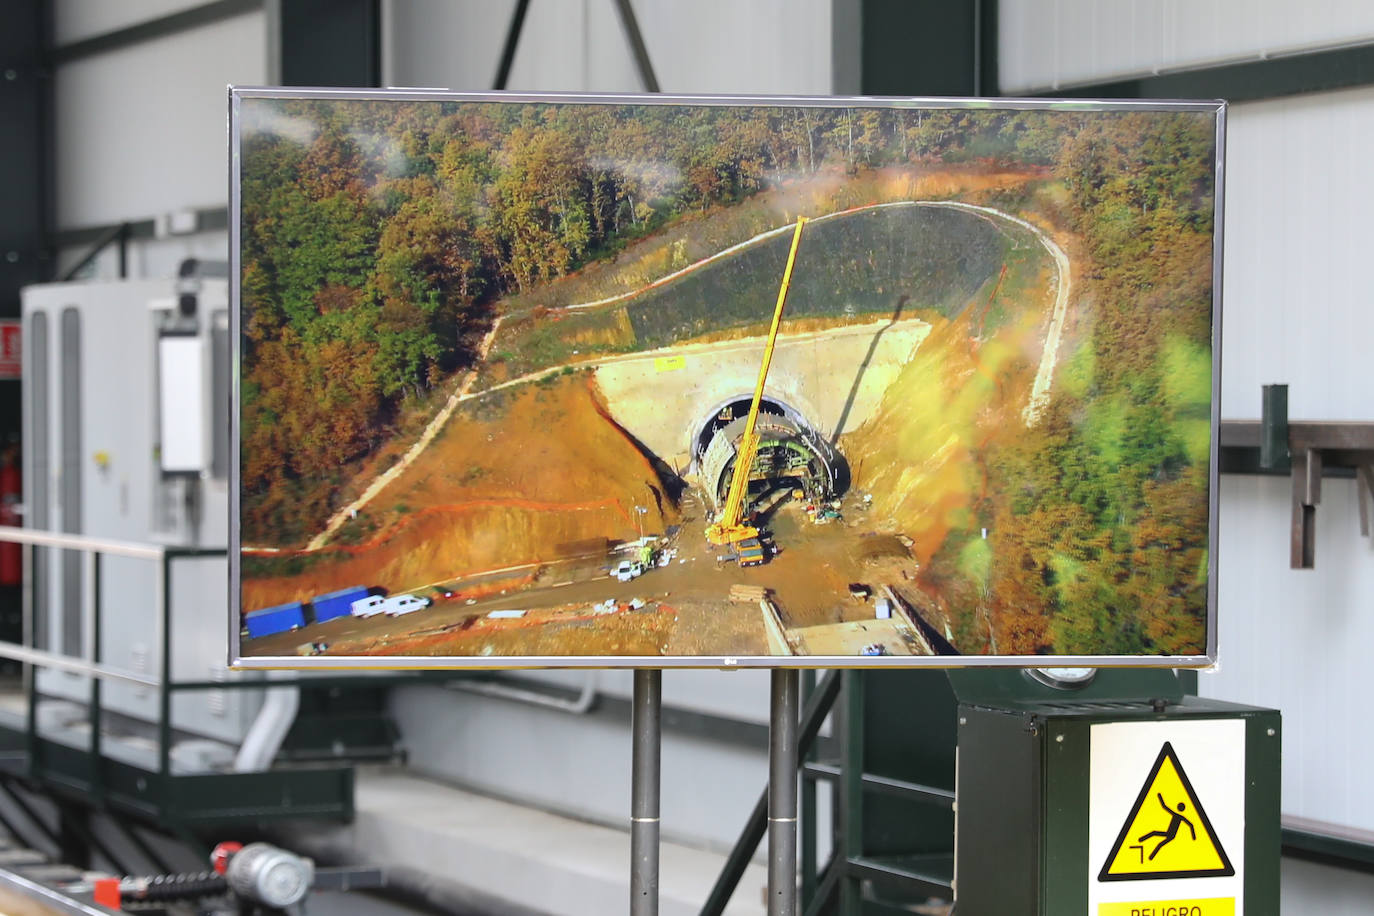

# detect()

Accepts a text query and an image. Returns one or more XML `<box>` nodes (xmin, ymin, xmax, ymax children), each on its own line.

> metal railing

<box><xmin>0</xmin><ymin>526</ymin><xmax>223</xmax><ymax>793</ymax></box>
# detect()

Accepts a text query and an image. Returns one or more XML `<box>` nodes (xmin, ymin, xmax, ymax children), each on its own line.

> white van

<box><xmin>382</xmin><ymin>594</ymin><xmax>431</xmax><ymax>616</ymax></box>
<box><xmin>350</xmin><ymin>595</ymin><xmax>387</xmax><ymax>618</ymax></box>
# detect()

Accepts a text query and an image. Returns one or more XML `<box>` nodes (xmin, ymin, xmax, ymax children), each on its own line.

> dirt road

<box><xmin>244</xmin><ymin>489</ymin><xmax>926</xmax><ymax>660</ymax></box>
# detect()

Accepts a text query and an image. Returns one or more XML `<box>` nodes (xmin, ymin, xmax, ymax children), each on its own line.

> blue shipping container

<box><xmin>244</xmin><ymin>601</ymin><xmax>306</xmax><ymax>638</ymax></box>
<box><xmin>311</xmin><ymin>585</ymin><xmax>371</xmax><ymax>623</ymax></box>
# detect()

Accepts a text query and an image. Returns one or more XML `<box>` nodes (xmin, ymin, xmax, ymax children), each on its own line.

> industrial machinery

<box><xmin>705</xmin><ymin>217</ymin><xmax>808</xmax><ymax>549</ymax></box>
<box><xmin>5</xmin><ymin>268</ymin><xmax>381</xmax><ymax>858</ymax></box>
<box><xmin>0</xmin><ymin>832</ymin><xmax>383</xmax><ymax>915</ymax></box>
<box><xmin>21</xmin><ymin>268</ymin><xmax>247</xmax><ymax>743</ymax></box>
<box><xmin>697</xmin><ymin>407</ymin><xmax>844</xmax><ymax>515</ymax></box>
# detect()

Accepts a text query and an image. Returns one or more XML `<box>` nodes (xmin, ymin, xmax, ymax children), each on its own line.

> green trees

<box><xmin>977</xmin><ymin>111</ymin><xmax>1216</xmax><ymax>657</ymax></box>
<box><xmin>491</xmin><ymin>126</ymin><xmax>593</xmax><ymax>290</ymax></box>
<box><xmin>239</xmin><ymin>94</ymin><xmax>1217</xmax><ymax>627</ymax></box>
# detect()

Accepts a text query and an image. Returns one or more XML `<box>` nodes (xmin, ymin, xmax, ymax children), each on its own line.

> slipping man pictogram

<box><xmin>1099</xmin><ymin>741</ymin><xmax>1234</xmax><ymax>881</ymax></box>
<box><xmin>1135</xmin><ymin>793</ymin><xmax>1196</xmax><ymax>861</ymax></box>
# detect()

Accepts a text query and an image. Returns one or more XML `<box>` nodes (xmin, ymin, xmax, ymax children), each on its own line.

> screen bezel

<box><xmin>228</xmin><ymin>87</ymin><xmax>1225</xmax><ymax>670</ymax></box>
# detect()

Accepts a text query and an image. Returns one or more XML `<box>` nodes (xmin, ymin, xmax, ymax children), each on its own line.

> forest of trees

<box><xmin>931</xmin><ymin>112</ymin><xmax>1217</xmax><ymax>657</ymax></box>
<box><xmin>240</xmin><ymin>96</ymin><xmax>1219</xmax><ymax>660</ymax></box>
<box><xmin>238</xmin><ymin>99</ymin><xmax>1088</xmax><ymax>542</ymax></box>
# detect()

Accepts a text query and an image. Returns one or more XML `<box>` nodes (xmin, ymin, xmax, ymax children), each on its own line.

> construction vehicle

<box><xmin>737</xmin><ymin>538</ymin><xmax>767</xmax><ymax>567</ymax></box>
<box><xmin>705</xmin><ymin>216</ymin><xmax>808</xmax><ymax>548</ymax></box>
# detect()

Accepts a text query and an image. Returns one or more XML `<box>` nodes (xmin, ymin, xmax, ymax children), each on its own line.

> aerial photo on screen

<box><xmin>235</xmin><ymin>95</ymin><xmax>1216</xmax><ymax>662</ymax></box>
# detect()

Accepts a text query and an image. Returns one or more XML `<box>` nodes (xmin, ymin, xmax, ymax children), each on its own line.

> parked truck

<box><xmin>311</xmin><ymin>585</ymin><xmax>371</xmax><ymax>623</ymax></box>
<box><xmin>244</xmin><ymin>601</ymin><xmax>306</xmax><ymax>638</ymax></box>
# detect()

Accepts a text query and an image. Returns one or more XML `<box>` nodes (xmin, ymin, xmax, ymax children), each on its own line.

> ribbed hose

<box><xmin>122</xmin><ymin>870</ymin><xmax>227</xmax><ymax>902</ymax></box>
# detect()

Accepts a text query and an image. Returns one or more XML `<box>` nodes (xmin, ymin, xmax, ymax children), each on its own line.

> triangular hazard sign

<box><xmin>1098</xmin><ymin>741</ymin><xmax>1235</xmax><ymax>882</ymax></box>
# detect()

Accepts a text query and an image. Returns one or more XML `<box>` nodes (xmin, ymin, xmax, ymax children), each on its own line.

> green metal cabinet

<box><xmin>951</xmin><ymin>671</ymin><xmax>1281</xmax><ymax>916</ymax></box>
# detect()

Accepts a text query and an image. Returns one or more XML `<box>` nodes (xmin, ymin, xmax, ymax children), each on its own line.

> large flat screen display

<box><xmin>230</xmin><ymin>89</ymin><xmax>1223</xmax><ymax>668</ymax></box>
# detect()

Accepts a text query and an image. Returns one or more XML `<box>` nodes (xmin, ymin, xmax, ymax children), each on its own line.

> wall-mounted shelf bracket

<box><xmin>1219</xmin><ymin>385</ymin><xmax>1374</xmax><ymax>568</ymax></box>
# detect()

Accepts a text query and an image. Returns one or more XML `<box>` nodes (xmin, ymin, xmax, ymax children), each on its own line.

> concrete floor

<box><xmin>288</xmin><ymin>765</ymin><xmax>767</xmax><ymax>916</ymax></box>
<box><xmin>307</xmin><ymin>889</ymin><xmax>440</xmax><ymax>915</ymax></box>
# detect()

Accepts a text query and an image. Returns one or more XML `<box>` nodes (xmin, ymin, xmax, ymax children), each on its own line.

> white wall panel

<box><xmin>390</xmin><ymin>683</ymin><xmax>774</xmax><ymax>850</ymax></box>
<box><xmin>629</xmin><ymin>0</ymin><xmax>833</xmax><ymax>95</ymax></box>
<box><xmin>54</xmin><ymin>0</ymin><xmax>217</xmax><ymax>46</ymax></box>
<box><xmin>1000</xmin><ymin>0</ymin><xmax>1374</xmax><ymax>92</ymax></box>
<box><xmin>383</xmin><ymin>0</ymin><xmax>835</xmax><ymax>95</ymax></box>
<box><xmin>54</xmin><ymin>10</ymin><xmax>266</xmax><ymax>230</ymax></box>
<box><xmin>1209</xmin><ymin>475</ymin><xmax>1374</xmax><ymax>832</ymax></box>
<box><xmin>1220</xmin><ymin>87</ymin><xmax>1374</xmax><ymax>420</ymax></box>
<box><xmin>1203</xmin><ymin>86</ymin><xmax>1374</xmax><ymax>838</ymax></box>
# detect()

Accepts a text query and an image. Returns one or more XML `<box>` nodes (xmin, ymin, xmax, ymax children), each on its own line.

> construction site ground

<box><xmin>244</xmin><ymin>493</ymin><xmax>939</xmax><ymax>660</ymax></box>
<box><xmin>241</xmin><ymin>171</ymin><xmax>1070</xmax><ymax>662</ymax></box>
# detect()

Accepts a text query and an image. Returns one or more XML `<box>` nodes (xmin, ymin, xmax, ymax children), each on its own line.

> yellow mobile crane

<box><xmin>706</xmin><ymin>216</ymin><xmax>807</xmax><ymax>548</ymax></box>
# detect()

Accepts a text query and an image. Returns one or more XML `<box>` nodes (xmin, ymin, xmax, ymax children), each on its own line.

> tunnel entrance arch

<box><xmin>692</xmin><ymin>396</ymin><xmax>849</xmax><ymax>513</ymax></box>
<box><xmin>691</xmin><ymin>395</ymin><xmax>804</xmax><ymax>462</ymax></box>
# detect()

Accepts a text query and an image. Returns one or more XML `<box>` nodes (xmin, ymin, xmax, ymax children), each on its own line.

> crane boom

<box><xmin>706</xmin><ymin>216</ymin><xmax>807</xmax><ymax>547</ymax></box>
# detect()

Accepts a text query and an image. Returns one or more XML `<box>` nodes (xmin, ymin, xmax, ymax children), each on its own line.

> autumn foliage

<box><xmin>239</xmin><ymin>99</ymin><xmax>1217</xmax><ymax>658</ymax></box>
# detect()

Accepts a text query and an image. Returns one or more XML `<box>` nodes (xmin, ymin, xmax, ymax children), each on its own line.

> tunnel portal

<box><xmin>695</xmin><ymin>400</ymin><xmax>847</xmax><ymax>512</ymax></box>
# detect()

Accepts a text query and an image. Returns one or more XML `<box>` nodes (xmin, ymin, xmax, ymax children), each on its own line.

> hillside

<box><xmin>241</xmin><ymin>370</ymin><xmax>678</xmax><ymax>609</ymax></box>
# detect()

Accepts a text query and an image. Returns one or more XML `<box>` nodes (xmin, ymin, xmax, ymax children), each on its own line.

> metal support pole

<box><xmin>611</xmin><ymin>0</ymin><xmax>661</xmax><ymax>93</ymax></box>
<box><xmin>800</xmin><ymin>669</ymin><xmax>816</xmax><ymax>908</ymax></box>
<box><xmin>700</xmin><ymin>671</ymin><xmax>840</xmax><ymax>916</ymax></box>
<box><xmin>631</xmin><ymin>668</ymin><xmax>661</xmax><ymax>915</ymax></box>
<box><xmin>769</xmin><ymin>669</ymin><xmax>800</xmax><ymax>915</ymax></box>
<box><xmin>158</xmin><ymin>556</ymin><xmax>171</xmax><ymax>788</ymax></box>
<box><xmin>492</xmin><ymin>0</ymin><xmax>530</xmax><ymax>90</ymax></box>
<box><xmin>839</xmin><ymin>672</ymin><xmax>865</xmax><ymax>916</ymax></box>
<box><xmin>88</xmin><ymin>554</ymin><xmax>102</xmax><ymax>805</ymax></box>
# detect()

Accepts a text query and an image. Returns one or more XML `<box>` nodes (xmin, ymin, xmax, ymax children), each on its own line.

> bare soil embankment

<box><xmin>839</xmin><ymin>236</ymin><xmax>1062</xmax><ymax>644</ymax></box>
<box><xmin>241</xmin><ymin>371</ymin><xmax>679</xmax><ymax>611</ymax></box>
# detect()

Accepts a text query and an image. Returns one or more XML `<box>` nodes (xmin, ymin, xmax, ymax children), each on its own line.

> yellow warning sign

<box><xmin>1098</xmin><ymin>899</ymin><xmax>1234</xmax><ymax>916</ymax></box>
<box><xmin>654</xmin><ymin>355</ymin><xmax>686</xmax><ymax>372</ymax></box>
<box><xmin>1099</xmin><ymin>741</ymin><xmax>1235</xmax><ymax>882</ymax></box>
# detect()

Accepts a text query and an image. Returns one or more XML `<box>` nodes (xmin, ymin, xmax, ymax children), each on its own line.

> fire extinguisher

<box><xmin>0</xmin><ymin>444</ymin><xmax>20</xmax><ymax>587</ymax></box>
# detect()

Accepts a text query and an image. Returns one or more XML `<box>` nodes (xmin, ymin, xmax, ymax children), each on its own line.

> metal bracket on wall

<box><xmin>1219</xmin><ymin>385</ymin><xmax>1374</xmax><ymax>569</ymax></box>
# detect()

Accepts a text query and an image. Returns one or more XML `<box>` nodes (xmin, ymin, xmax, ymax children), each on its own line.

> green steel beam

<box><xmin>801</xmin><ymin>856</ymin><xmax>842</xmax><ymax>916</ymax></box>
<box><xmin>50</xmin><ymin>0</ymin><xmax>263</xmax><ymax>65</ymax></box>
<box><xmin>840</xmin><ymin>671</ymin><xmax>864</xmax><ymax>916</ymax></box>
<box><xmin>1283</xmin><ymin>828</ymin><xmax>1374</xmax><ymax>874</ymax></box>
<box><xmin>861</xmin><ymin>0</ymin><xmax>981</xmax><ymax>97</ymax></box>
<box><xmin>1261</xmin><ymin>384</ymin><xmax>1292</xmax><ymax>472</ymax></box>
<box><xmin>277</xmin><ymin>0</ymin><xmax>380</xmax><ymax>88</ymax></box>
<box><xmin>801</xmin><ymin>762</ymin><xmax>954</xmax><ymax>807</ymax></box>
<box><xmin>1040</xmin><ymin>42</ymin><xmax>1374</xmax><ymax>102</ymax></box>
<box><xmin>1246</xmin><ymin>714</ymin><xmax>1284</xmax><ymax>907</ymax></box>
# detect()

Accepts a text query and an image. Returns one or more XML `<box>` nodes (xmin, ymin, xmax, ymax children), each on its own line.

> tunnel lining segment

<box><xmin>695</xmin><ymin>405</ymin><xmax>846</xmax><ymax>512</ymax></box>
